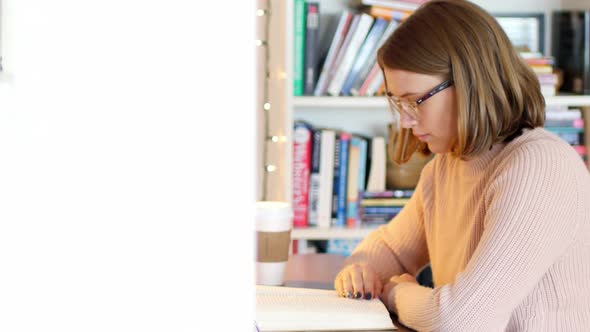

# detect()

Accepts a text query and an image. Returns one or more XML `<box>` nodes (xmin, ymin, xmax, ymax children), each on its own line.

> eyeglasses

<box><xmin>386</xmin><ymin>79</ymin><xmax>454</xmax><ymax>120</ymax></box>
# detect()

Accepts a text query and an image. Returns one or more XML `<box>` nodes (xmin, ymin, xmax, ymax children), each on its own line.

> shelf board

<box><xmin>293</xmin><ymin>95</ymin><xmax>590</xmax><ymax>109</ymax></box>
<box><xmin>545</xmin><ymin>95</ymin><xmax>590</xmax><ymax>106</ymax></box>
<box><xmin>294</xmin><ymin>96</ymin><xmax>386</xmax><ymax>109</ymax></box>
<box><xmin>291</xmin><ymin>226</ymin><xmax>379</xmax><ymax>240</ymax></box>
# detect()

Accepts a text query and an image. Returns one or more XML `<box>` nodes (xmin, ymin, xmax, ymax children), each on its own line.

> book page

<box><xmin>256</xmin><ymin>285</ymin><xmax>396</xmax><ymax>331</ymax></box>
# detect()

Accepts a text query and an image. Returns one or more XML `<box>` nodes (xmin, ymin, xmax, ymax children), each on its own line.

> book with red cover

<box><xmin>293</xmin><ymin>121</ymin><xmax>313</xmax><ymax>227</ymax></box>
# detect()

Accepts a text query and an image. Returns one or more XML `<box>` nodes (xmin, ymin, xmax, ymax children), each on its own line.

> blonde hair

<box><xmin>378</xmin><ymin>0</ymin><xmax>545</xmax><ymax>163</ymax></box>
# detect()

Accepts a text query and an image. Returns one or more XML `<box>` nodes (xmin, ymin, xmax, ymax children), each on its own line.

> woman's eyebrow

<box><xmin>399</xmin><ymin>91</ymin><xmax>419</xmax><ymax>98</ymax></box>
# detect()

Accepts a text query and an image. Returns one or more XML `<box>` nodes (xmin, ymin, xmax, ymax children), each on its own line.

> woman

<box><xmin>334</xmin><ymin>0</ymin><xmax>590</xmax><ymax>331</ymax></box>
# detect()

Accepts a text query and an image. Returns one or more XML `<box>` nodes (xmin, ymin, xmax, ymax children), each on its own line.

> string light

<box><xmin>258</xmin><ymin>0</ymin><xmax>279</xmax><ymax>201</ymax></box>
<box><xmin>267</xmin><ymin>135</ymin><xmax>287</xmax><ymax>143</ymax></box>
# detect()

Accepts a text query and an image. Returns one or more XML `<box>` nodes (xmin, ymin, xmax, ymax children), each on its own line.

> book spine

<box><xmin>318</xmin><ymin>130</ymin><xmax>335</xmax><ymax>228</ymax></box>
<box><xmin>366</xmin><ymin>136</ymin><xmax>386</xmax><ymax>192</ymax></box>
<box><xmin>369</xmin><ymin>6</ymin><xmax>412</xmax><ymax>21</ymax></box>
<box><xmin>314</xmin><ymin>11</ymin><xmax>353</xmax><ymax>96</ymax></box>
<box><xmin>363</xmin><ymin>206</ymin><xmax>404</xmax><ymax>214</ymax></box>
<box><xmin>341</xmin><ymin>18</ymin><xmax>388</xmax><ymax>96</ymax></box>
<box><xmin>362</xmin><ymin>198</ymin><xmax>410</xmax><ymax>206</ymax></box>
<box><xmin>356</xmin><ymin>138</ymin><xmax>368</xmax><ymax>225</ymax></box>
<box><xmin>293</xmin><ymin>122</ymin><xmax>313</xmax><ymax>228</ymax></box>
<box><xmin>365</xmin><ymin>68</ymin><xmax>385</xmax><ymax>96</ymax></box>
<box><xmin>346</xmin><ymin>137</ymin><xmax>361</xmax><ymax>227</ymax></box>
<box><xmin>327</xmin><ymin>14</ymin><xmax>375</xmax><ymax>96</ymax></box>
<box><xmin>324</xmin><ymin>15</ymin><xmax>361</xmax><ymax>96</ymax></box>
<box><xmin>308</xmin><ymin>129</ymin><xmax>322</xmax><ymax>226</ymax></box>
<box><xmin>350</xmin><ymin>20</ymin><xmax>399</xmax><ymax>96</ymax></box>
<box><xmin>358</xmin><ymin>62</ymin><xmax>381</xmax><ymax>96</ymax></box>
<box><xmin>304</xmin><ymin>2</ymin><xmax>320</xmax><ymax>95</ymax></box>
<box><xmin>293</xmin><ymin>0</ymin><xmax>307</xmax><ymax>96</ymax></box>
<box><xmin>361</xmin><ymin>0</ymin><xmax>422</xmax><ymax>11</ymax></box>
<box><xmin>363</xmin><ymin>189</ymin><xmax>415</xmax><ymax>198</ymax></box>
<box><xmin>331</xmin><ymin>133</ymin><xmax>342</xmax><ymax>223</ymax></box>
<box><xmin>545</xmin><ymin>118</ymin><xmax>585</xmax><ymax>128</ymax></box>
<box><xmin>358</xmin><ymin>138</ymin><xmax>368</xmax><ymax>192</ymax></box>
<box><xmin>336</xmin><ymin>133</ymin><xmax>351</xmax><ymax>226</ymax></box>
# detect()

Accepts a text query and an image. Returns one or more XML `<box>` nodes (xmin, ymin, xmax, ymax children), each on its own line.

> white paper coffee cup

<box><xmin>256</xmin><ymin>201</ymin><xmax>293</xmax><ymax>286</ymax></box>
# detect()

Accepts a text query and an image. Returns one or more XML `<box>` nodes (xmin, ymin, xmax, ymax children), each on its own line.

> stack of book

<box><xmin>293</xmin><ymin>121</ymin><xmax>394</xmax><ymax>230</ymax></box>
<box><xmin>545</xmin><ymin>106</ymin><xmax>587</xmax><ymax>162</ymax></box>
<box><xmin>521</xmin><ymin>53</ymin><xmax>559</xmax><ymax>97</ymax></box>
<box><xmin>360</xmin><ymin>190</ymin><xmax>414</xmax><ymax>225</ymax></box>
<box><xmin>294</xmin><ymin>0</ymin><xmax>428</xmax><ymax>96</ymax></box>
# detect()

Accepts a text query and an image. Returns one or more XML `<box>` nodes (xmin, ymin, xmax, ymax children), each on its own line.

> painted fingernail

<box><xmin>364</xmin><ymin>292</ymin><xmax>372</xmax><ymax>300</ymax></box>
<box><xmin>347</xmin><ymin>291</ymin><xmax>354</xmax><ymax>298</ymax></box>
<box><xmin>355</xmin><ymin>291</ymin><xmax>362</xmax><ymax>299</ymax></box>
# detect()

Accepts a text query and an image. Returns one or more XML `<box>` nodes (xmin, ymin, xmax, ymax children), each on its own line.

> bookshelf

<box><xmin>292</xmin><ymin>225</ymin><xmax>378</xmax><ymax>240</ymax></box>
<box><xmin>264</xmin><ymin>0</ymin><xmax>590</xmax><ymax>243</ymax></box>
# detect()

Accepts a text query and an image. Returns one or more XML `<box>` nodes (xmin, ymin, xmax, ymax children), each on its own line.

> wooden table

<box><xmin>284</xmin><ymin>253</ymin><xmax>346</xmax><ymax>289</ymax></box>
<box><xmin>284</xmin><ymin>253</ymin><xmax>415</xmax><ymax>332</ymax></box>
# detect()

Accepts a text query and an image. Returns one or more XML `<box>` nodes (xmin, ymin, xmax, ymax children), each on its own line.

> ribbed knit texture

<box><xmin>344</xmin><ymin>128</ymin><xmax>590</xmax><ymax>331</ymax></box>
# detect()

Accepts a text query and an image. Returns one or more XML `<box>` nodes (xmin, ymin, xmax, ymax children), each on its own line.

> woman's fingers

<box><xmin>340</xmin><ymin>270</ymin><xmax>354</xmax><ymax>298</ymax></box>
<box><xmin>350</xmin><ymin>265</ymin><xmax>365</xmax><ymax>299</ymax></box>
<box><xmin>334</xmin><ymin>272</ymin><xmax>344</xmax><ymax>297</ymax></box>
<box><xmin>335</xmin><ymin>264</ymin><xmax>382</xmax><ymax>300</ymax></box>
<box><xmin>361</xmin><ymin>268</ymin><xmax>375</xmax><ymax>299</ymax></box>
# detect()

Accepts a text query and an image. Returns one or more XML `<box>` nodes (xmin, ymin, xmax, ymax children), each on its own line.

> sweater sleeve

<box><xmin>389</xmin><ymin>142</ymin><xmax>581</xmax><ymax>331</ymax></box>
<box><xmin>343</xmin><ymin>161</ymin><xmax>433</xmax><ymax>281</ymax></box>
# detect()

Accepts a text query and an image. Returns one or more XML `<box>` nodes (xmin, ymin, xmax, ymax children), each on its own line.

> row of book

<box><xmin>292</xmin><ymin>121</ymin><xmax>404</xmax><ymax>229</ymax></box>
<box><xmin>294</xmin><ymin>0</ymin><xmax>427</xmax><ymax>96</ymax></box>
<box><xmin>521</xmin><ymin>53</ymin><xmax>559</xmax><ymax>97</ymax></box>
<box><xmin>545</xmin><ymin>106</ymin><xmax>587</xmax><ymax>161</ymax></box>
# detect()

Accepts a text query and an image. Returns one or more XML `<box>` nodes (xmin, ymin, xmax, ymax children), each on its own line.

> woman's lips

<box><xmin>415</xmin><ymin>134</ymin><xmax>430</xmax><ymax>142</ymax></box>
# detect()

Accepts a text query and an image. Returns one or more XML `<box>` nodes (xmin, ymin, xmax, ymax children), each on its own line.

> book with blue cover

<box><xmin>341</xmin><ymin>18</ymin><xmax>388</xmax><ymax>96</ymax></box>
<box><xmin>336</xmin><ymin>133</ymin><xmax>351</xmax><ymax>226</ymax></box>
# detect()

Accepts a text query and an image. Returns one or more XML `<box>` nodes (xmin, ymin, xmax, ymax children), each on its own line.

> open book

<box><xmin>255</xmin><ymin>285</ymin><xmax>397</xmax><ymax>331</ymax></box>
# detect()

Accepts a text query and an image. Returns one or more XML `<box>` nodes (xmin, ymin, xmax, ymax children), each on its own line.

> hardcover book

<box><xmin>341</xmin><ymin>18</ymin><xmax>388</xmax><ymax>96</ymax></box>
<box><xmin>293</xmin><ymin>122</ymin><xmax>313</xmax><ymax>227</ymax></box>
<box><xmin>304</xmin><ymin>2</ymin><xmax>320</xmax><ymax>95</ymax></box>
<box><xmin>293</xmin><ymin>0</ymin><xmax>307</xmax><ymax>96</ymax></box>
<box><xmin>327</xmin><ymin>13</ymin><xmax>375</xmax><ymax>96</ymax></box>
<box><xmin>314</xmin><ymin>11</ymin><xmax>354</xmax><ymax>96</ymax></box>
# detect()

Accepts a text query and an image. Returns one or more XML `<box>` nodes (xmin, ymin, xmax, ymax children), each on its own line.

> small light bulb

<box><xmin>256</xmin><ymin>9</ymin><xmax>266</xmax><ymax>16</ymax></box>
<box><xmin>271</xmin><ymin>136</ymin><xmax>280</xmax><ymax>143</ymax></box>
<box><xmin>266</xmin><ymin>165</ymin><xmax>277</xmax><ymax>172</ymax></box>
<box><xmin>263</xmin><ymin>102</ymin><xmax>271</xmax><ymax>111</ymax></box>
<box><xmin>255</xmin><ymin>40</ymin><xmax>267</xmax><ymax>47</ymax></box>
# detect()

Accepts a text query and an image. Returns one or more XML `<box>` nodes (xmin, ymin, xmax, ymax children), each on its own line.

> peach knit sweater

<box><xmin>345</xmin><ymin>128</ymin><xmax>590</xmax><ymax>331</ymax></box>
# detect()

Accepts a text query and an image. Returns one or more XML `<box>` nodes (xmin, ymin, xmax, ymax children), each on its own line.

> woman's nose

<box><xmin>399</xmin><ymin>111</ymin><xmax>418</xmax><ymax>128</ymax></box>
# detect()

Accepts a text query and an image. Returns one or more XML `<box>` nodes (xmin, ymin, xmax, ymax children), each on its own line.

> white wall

<box><xmin>560</xmin><ymin>0</ymin><xmax>590</xmax><ymax>9</ymax></box>
<box><xmin>0</xmin><ymin>1</ymin><xmax>255</xmax><ymax>331</ymax></box>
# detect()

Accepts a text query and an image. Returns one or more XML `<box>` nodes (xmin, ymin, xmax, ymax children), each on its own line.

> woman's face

<box><xmin>383</xmin><ymin>68</ymin><xmax>458</xmax><ymax>154</ymax></box>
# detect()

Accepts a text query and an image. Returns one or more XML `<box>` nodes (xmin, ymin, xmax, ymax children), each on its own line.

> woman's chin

<box><xmin>426</xmin><ymin>142</ymin><xmax>449</xmax><ymax>154</ymax></box>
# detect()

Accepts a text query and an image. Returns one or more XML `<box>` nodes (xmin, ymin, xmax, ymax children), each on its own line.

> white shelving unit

<box><xmin>272</xmin><ymin>0</ymin><xmax>590</xmax><ymax>242</ymax></box>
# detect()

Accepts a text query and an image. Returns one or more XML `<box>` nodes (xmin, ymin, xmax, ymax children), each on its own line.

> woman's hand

<box><xmin>379</xmin><ymin>273</ymin><xmax>419</xmax><ymax>312</ymax></box>
<box><xmin>334</xmin><ymin>263</ymin><xmax>383</xmax><ymax>300</ymax></box>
